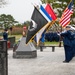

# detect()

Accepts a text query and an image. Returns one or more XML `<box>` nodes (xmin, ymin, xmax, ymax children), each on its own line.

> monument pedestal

<box><xmin>13</xmin><ymin>37</ymin><xmax>37</xmax><ymax>58</ymax></box>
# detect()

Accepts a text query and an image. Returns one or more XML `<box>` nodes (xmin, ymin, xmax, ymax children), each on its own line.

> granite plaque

<box><xmin>0</xmin><ymin>40</ymin><xmax>7</xmax><ymax>52</ymax></box>
<box><xmin>0</xmin><ymin>40</ymin><xmax>8</xmax><ymax>75</ymax></box>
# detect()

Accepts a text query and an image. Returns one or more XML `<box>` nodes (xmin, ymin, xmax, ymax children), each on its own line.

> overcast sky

<box><xmin>0</xmin><ymin>0</ymin><xmax>41</xmax><ymax>23</ymax></box>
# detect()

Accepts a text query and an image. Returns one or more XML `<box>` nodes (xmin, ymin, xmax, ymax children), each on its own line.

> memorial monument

<box><xmin>13</xmin><ymin>26</ymin><xmax>37</xmax><ymax>58</ymax></box>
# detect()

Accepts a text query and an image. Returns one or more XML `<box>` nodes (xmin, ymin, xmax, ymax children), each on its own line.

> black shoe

<box><xmin>63</xmin><ymin>60</ymin><xmax>69</xmax><ymax>63</ymax></box>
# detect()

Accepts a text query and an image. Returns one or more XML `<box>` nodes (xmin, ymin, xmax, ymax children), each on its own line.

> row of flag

<box><xmin>26</xmin><ymin>0</ymin><xmax>74</xmax><ymax>45</ymax></box>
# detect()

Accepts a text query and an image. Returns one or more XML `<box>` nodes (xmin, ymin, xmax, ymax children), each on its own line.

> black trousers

<box><xmin>72</xmin><ymin>45</ymin><xmax>75</xmax><ymax>56</ymax></box>
<box><xmin>64</xmin><ymin>45</ymin><xmax>73</xmax><ymax>62</ymax></box>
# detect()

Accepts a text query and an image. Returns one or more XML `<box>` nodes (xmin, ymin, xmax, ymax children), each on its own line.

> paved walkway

<box><xmin>8</xmin><ymin>47</ymin><xmax>75</xmax><ymax>75</ymax></box>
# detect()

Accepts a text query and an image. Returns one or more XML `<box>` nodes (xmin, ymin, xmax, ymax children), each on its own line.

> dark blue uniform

<box><xmin>45</xmin><ymin>32</ymin><xmax>59</xmax><ymax>42</ymax></box>
<box><xmin>70</xmin><ymin>31</ymin><xmax>75</xmax><ymax>56</ymax></box>
<box><xmin>3</xmin><ymin>32</ymin><xmax>8</xmax><ymax>41</ymax></box>
<box><xmin>60</xmin><ymin>30</ymin><xmax>74</xmax><ymax>62</ymax></box>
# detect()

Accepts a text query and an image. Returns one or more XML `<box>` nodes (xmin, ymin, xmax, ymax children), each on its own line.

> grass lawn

<box><xmin>44</xmin><ymin>41</ymin><xmax>63</xmax><ymax>46</ymax></box>
<box><xmin>8</xmin><ymin>34</ymin><xmax>22</xmax><ymax>42</ymax></box>
<box><xmin>0</xmin><ymin>34</ymin><xmax>22</xmax><ymax>42</ymax></box>
<box><xmin>0</xmin><ymin>34</ymin><xmax>63</xmax><ymax>46</ymax></box>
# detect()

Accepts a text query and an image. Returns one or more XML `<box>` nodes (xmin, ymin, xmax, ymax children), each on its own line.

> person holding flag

<box><xmin>59</xmin><ymin>0</ymin><xmax>74</xmax><ymax>63</ymax></box>
<box><xmin>60</xmin><ymin>25</ymin><xmax>75</xmax><ymax>63</ymax></box>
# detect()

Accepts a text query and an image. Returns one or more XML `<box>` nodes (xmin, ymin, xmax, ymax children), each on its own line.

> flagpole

<box><xmin>59</xmin><ymin>25</ymin><xmax>62</xmax><ymax>47</ymax></box>
<box><xmin>53</xmin><ymin>22</ymin><xmax>62</xmax><ymax>47</ymax></box>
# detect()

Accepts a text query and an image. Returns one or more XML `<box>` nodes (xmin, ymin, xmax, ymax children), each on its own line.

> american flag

<box><xmin>59</xmin><ymin>0</ymin><xmax>73</xmax><ymax>27</ymax></box>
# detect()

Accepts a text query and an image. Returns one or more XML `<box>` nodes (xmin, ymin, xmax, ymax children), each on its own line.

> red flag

<box><xmin>45</xmin><ymin>3</ymin><xmax>57</xmax><ymax>21</ymax></box>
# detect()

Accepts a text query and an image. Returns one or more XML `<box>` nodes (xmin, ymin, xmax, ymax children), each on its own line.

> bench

<box><xmin>39</xmin><ymin>46</ymin><xmax>63</xmax><ymax>52</ymax></box>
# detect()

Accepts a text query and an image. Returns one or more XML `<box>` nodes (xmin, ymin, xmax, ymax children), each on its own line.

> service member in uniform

<box><xmin>60</xmin><ymin>26</ymin><xmax>74</xmax><ymax>63</ymax></box>
<box><xmin>3</xmin><ymin>29</ymin><xmax>8</xmax><ymax>41</ymax></box>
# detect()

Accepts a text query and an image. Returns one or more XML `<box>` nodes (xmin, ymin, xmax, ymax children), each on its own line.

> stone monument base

<box><xmin>13</xmin><ymin>37</ymin><xmax>37</xmax><ymax>58</ymax></box>
<box><xmin>13</xmin><ymin>50</ymin><xmax>37</xmax><ymax>58</ymax></box>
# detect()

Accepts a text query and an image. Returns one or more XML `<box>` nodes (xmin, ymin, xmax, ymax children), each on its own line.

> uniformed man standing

<box><xmin>60</xmin><ymin>26</ymin><xmax>74</xmax><ymax>63</ymax></box>
<box><xmin>70</xmin><ymin>26</ymin><xmax>75</xmax><ymax>57</ymax></box>
<box><xmin>3</xmin><ymin>29</ymin><xmax>8</xmax><ymax>41</ymax></box>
